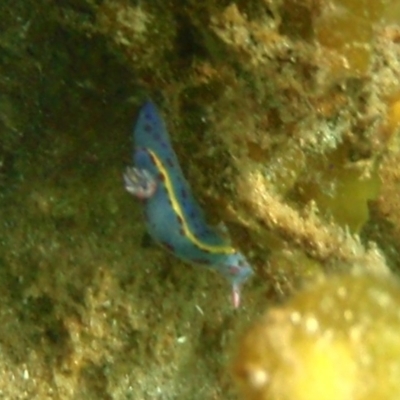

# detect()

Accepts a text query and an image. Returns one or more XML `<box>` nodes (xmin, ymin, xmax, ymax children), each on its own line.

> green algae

<box><xmin>292</xmin><ymin>143</ymin><xmax>381</xmax><ymax>233</ymax></box>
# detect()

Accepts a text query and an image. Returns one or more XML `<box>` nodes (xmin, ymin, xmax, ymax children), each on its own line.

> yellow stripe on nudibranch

<box><xmin>148</xmin><ymin>149</ymin><xmax>236</xmax><ymax>255</ymax></box>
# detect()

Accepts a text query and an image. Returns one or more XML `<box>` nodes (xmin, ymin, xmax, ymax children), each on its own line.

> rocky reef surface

<box><xmin>0</xmin><ymin>0</ymin><xmax>400</xmax><ymax>398</ymax></box>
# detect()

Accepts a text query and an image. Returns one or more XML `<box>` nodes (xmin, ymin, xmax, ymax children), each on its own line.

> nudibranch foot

<box><xmin>124</xmin><ymin>166</ymin><xmax>157</xmax><ymax>199</ymax></box>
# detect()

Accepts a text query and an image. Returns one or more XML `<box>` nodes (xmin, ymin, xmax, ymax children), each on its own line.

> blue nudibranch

<box><xmin>124</xmin><ymin>101</ymin><xmax>253</xmax><ymax>307</ymax></box>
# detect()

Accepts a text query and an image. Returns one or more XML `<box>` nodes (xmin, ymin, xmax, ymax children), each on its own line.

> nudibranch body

<box><xmin>124</xmin><ymin>101</ymin><xmax>253</xmax><ymax>307</ymax></box>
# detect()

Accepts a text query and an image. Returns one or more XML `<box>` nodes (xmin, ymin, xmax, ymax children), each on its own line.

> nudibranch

<box><xmin>124</xmin><ymin>101</ymin><xmax>253</xmax><ymax>307</ymax></box>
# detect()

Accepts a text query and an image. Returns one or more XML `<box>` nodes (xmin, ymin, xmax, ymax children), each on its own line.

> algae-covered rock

<box><xmin>2</xmin><ymin>0</ymin><xmax>400</xmax><ymax>398</ymax></box>
<box><xmin>233</xmin><ymin>272</ymin><xmax>400</xmax><ymax>400</ymax></box>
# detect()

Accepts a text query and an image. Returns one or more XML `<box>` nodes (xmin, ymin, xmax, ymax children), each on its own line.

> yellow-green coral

<box><xmin>233</xmin><ymin>271</ymin><xmax>400</xmax><ymax>400</ymax></box>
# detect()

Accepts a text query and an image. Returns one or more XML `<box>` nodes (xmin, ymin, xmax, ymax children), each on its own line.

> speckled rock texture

<box><xmin>0</xmin><ymin>0</ymin><xmax>400</xmax><ymax>398</ymax></box>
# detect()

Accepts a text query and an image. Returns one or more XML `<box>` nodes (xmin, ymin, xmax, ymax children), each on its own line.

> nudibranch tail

<box><xmin>222</xmin><ymin>251</ymin><xmax>254</xmax><ymax>308</ymax></box>
<box><xmin>232</xmin><ymin>284</ymin><xmax>241</xmax><ymax>308</ymax></box>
